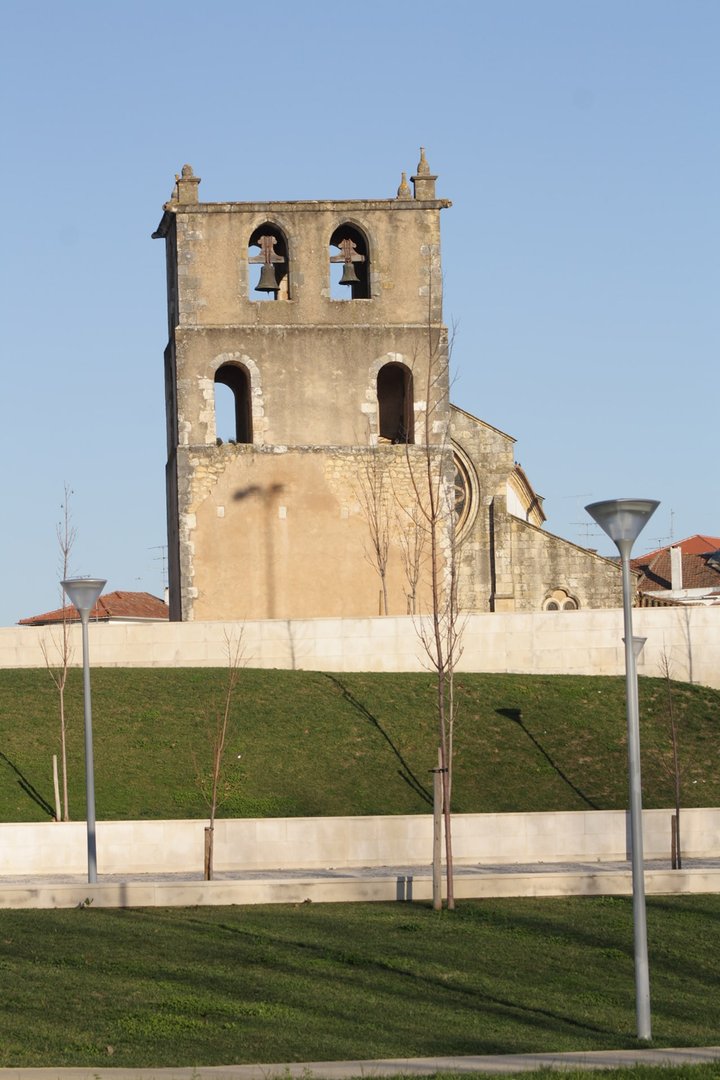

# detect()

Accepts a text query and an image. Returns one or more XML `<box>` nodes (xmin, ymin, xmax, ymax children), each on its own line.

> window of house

<box><xmin>377</xmin><ymin>363</ymin><xmax>413</xmax><ymax>443</ymax></box>
<box><xmin>214</xmin><ymin>364</ymin><xmax>252</xmax><ymax>443</ymax></box>
<box><xmin>329</xmin><ymin>224</ymin><xmax>370</xmax><ymax>299</ymax></box>
<box><xmin>248</xmin><ymin>224</ymin><xmax>289</xmax><ymax>300</ymax></box>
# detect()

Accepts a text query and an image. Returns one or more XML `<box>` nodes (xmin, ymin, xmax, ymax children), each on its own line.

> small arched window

<box><xmin>329</xmin><ymin>224</ymin><xmax>370</xmax><ymax>299</ymax></box>
<box><xmin>248</xmin><ymin>224</ymin><xmax>289</xmax><ymax>301</ymax></box>
<box><xmin>377</xmin><ymin>363</ymin><xmax>413</xmax><ymax>444</ymax></box>
<box><xmin>543</xmin><ymin>588</ymin><xmax>579</xmax><ymax>612</ymax></box>
<box><xmin>214</xmin><ymin>364</ymin><xmax>252</xmax><ymax>444</ymax></box>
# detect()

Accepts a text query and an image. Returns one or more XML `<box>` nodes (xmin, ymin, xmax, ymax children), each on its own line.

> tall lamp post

<box><xmin>62</xmin><ymin>577</ymin><xmax>106</xmax><ymax>884</ymax></box>
<box><xmin>585</xmin><ymin>499</ymin><xmax>658</xmax><ymax>1042</ymax></box>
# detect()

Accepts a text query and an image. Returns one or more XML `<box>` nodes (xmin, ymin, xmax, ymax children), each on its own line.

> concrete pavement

<box><xmin>1</xmin><ymin>1046</ymin><xmax>720</xmax><ymax>1078</ymax></box>
<box><xmin>1</xmin><ymin>859</ymin><xmax>719</xmax><ymax>909</ymax></box>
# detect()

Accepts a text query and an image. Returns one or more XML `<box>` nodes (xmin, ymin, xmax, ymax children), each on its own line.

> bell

<box><xmin>339</xmin><ymin>261</ymin><xmax>359</xmax><ymax>286</ymax></box>
<box><xmin>256</xmin><ymin>263</ymin><xmax>279</xmax><ymax>292</ymax></box>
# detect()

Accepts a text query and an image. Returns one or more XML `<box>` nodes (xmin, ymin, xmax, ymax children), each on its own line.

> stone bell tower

<box><xmin>153</xmin><ymin>152</ymin><xmax>452</xmax><ymax>621</ymax></box>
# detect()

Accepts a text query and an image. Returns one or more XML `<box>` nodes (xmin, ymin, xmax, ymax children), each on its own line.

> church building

<box><xmin>153</xmin><ymin>152</ymin><xmax>621</xmax><ymax>621</ymax></box>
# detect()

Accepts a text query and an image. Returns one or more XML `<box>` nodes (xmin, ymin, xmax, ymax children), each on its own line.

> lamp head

<box><xmin>61</xmin><ymin>578</ymin><xmax>107</xmax><ymax>620</ymax></box>
<box><xmin>585</xmin><ymin>499</ymin><xmax>659</xmax><ymax>558</ymax></box>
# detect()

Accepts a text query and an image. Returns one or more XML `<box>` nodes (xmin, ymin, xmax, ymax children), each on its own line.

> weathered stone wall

<box><xmin>183</xmin><ymin>443</ymin><xmax>452</xmax><ymax>621</ymax></box>
<box><xmin>155</xmin><ymin>164</ymin><xmax>453</xmax><ymax>621</ymax></box>
<box><xmin>509</xmin><ymin>517</ymin><xmax>624</xmax><ymax>610</ymax></box>
<box><xmin>451</xmin><ymin>405</ymin><xmax>623</xmax><ymax>612</ymax></box>
<box><xmin>155</xmin><ymin>163</ymin><xmax>622</xmax><ymax>622</ymax></box>
<box><xmin>451</xmin><ymin>406</ymin><xmax>515</xmax><ymax>612</ymax></box>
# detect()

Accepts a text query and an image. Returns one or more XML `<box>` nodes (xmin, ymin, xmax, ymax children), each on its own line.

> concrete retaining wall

<box><xmin>6</xmin><ymin>867</ymin><xmax>720</xmax><ymax>910</ymax></box>
<box><xmin>2</xmin><ymin>808</ymin><xmax>719</xmax><ymax>876</ymax></box>
<box><xmin>3</xmin><ymin>608</ymin><xmax>718</xmax><ymax>687</ymax></box>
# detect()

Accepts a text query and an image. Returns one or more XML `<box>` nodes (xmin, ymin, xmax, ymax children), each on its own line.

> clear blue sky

<box><xmin>1</xmin><ymin>0</ymin><xmax>717</xmax><ymax>626</ymax></box>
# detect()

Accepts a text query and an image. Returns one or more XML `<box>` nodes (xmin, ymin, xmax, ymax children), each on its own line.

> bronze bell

<box><xmin>256</xmin><ymin>263</ymin><xmax>279</xmax><ymax>292</ymax></box>
<box><xmin>339</xmin><ymin>261</ymin><xmax>359</xmax><ymax>286</ymax></box>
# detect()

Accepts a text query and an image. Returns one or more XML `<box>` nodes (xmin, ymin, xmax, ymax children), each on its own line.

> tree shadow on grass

<box><xmin>496</xmin><ymin>707</ymin><xmax>600</xmax><ymax>810</ymax></box>
<box><xmin>324</xmin><ymin>674</ymin><xmax>432</xmax><ymax>807</ymax></box>
<box><xmin>0</xmin><ymin>750</ymin><xmax>56</xmax><ymax>818</ymax></box>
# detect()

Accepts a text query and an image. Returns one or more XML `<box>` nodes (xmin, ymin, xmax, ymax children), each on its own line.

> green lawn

<box><xmin>1</xmin><ymin>669</ymin><xmax>718</xmax><ymax>822</ymax></box>
<box><xmin>1</xmin><ymin>896</ymin><xmax>719</xmax><ymax>1067</ymax></box>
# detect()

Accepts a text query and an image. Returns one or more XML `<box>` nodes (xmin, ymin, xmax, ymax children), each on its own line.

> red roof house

<box><xmin>19</xmin><ymin>591</ymin><xmax>170</xmax><ymax>626</ymax></box>
<box><xmin>631</xmin><ymin>536</ymin><xmax>720</xmax><ymax>606</ymax></box>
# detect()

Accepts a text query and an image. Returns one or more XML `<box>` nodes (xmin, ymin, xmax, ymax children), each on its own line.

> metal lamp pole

<box><xmin>585</xmin><ymin>499</ymin><xmax>658</xmax><ymax>1042</ymax></box>
<box><xmin>62</xmin><ymin>577</ymin><xmax>106</xmax><ymax>884</ymax></box>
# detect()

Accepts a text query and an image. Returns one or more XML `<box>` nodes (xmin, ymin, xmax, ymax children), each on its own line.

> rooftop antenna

<box><xmin>150</xmin><ymin>545</ymin><xmax>168</xmax><ymax>589</ymax></box>
<box><xmin>572</xmin><ymin>520</ymin><xmax>600</xmax><ymax>544</ymax></box>
<box><xmin>562</xmin><ymin>493</ymin><xmax>594</xmax><ymax>544</ymax></box>
<box><xmin>650</xmin><ymin>509</ymin><xmax>676</xmax><ymax>550</ymax></box>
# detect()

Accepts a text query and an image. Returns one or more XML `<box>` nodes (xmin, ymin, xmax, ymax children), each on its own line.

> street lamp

<box><xmin>62</xmin><ymin>577</ymin><xmax>106</xmax><ymax>884</ymax></box>
<box><xmin>585</xmin><ymin>498</ymin><xmax>658</xmax><ymax>1042</ymax></box>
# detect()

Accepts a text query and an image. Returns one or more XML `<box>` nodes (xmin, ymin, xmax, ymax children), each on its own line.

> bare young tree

<box><xmin>356</xmin><ymin>446</ymin><xmax>392</xmax><ymax>615</ymax></box>
<box><xmin>196</xmin><ymin>631</ymin><xmax>245</xmax><ymax>880</ymax></box>
<box><xmin>402</xmin><ymin>317</ymin><xmax>463</xmax><ymax>910</ymax></box>
<box><xmin>40</xmin><ymin>484</ymin><xmax>76</xmax><ymax>821</ymax></box>
<box><xmin>396</xmin><ymin>501</ymin><xmax>427</xmax><ymax>616</ymax></box>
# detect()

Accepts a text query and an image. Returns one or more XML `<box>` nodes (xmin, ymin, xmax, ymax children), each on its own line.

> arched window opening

<box><xmin>214</xmin><ymin>364</ymin><xmax>252</xmax><ymax>444</ymax></box>
<box><xmin>543</xmin><ymin>588</ymin><xmax>579</xmax><ymax>612</ymax></box>
<box><xmin>248</xmin><ymin>224</ymin><xmax>289</xmax><ymax>301</ymax></box>
<box><xmin>377</xmin><ymin>363</ymin><xmax>413</xmax><ymax>444</ymax></box>
<box><xmin>329</xmin><ymin>224</ymin><xmax>370</xmax><ymax>299</ymax></box>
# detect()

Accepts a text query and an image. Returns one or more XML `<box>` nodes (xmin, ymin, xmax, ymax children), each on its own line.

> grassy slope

<box><xmin>0</xmin><ymin>668</ymin><xmax>718</xmax><ymax>821</ymax></box>
<box><xmin>1</xmin><ymin>896</ymin><xmax>719</xmax><ymax>1066</ymax></box>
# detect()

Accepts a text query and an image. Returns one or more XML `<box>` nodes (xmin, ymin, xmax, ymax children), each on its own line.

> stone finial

<box><xmin>396</xmin><ymin>171</ymin><xmax>412</xmax><ymax>200</ymax></box>
<box><xmin>411</xmin><ymin>146</ymin><xmax>438</xmax><ymax>200</ymax></box>
<box><xmin>176</xmin><ymin>163</ymin><xmax>201</xmax><ymax>205</ymax></box>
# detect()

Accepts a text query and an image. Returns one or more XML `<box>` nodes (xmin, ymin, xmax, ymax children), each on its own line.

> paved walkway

<box><xmin>2</xmin><ymin>858</ymin><xmax>718</xmax><ymax>908</ymax></box>
<box><xmin>2</xmin><ymin>1046</ymin><xmax>720</xmax><ymax>1078</ymax></box>
<box><xmin>2</xmin><ymin>857</ymin><xmax>718</xmax><ymax>886</ymax></box>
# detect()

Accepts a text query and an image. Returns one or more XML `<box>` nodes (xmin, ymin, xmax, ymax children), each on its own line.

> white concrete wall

<box><xmin>2</xmin><ymin>607</ymin><xmax>719</xmax><ymax>686</ymax></box>
<box><xmin>2</xmin><ymin>808</ymin><xmax>718</xmax><ymax>876</ymax></box>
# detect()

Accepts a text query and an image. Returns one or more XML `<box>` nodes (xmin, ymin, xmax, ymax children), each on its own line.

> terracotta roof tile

<box><xmin>631</xmin><ymin>544</ymin><xmax>720</xmax><ymax>594</ymax></box>
<box><xmin>19</xmin><ymin>591</ymin><xmax>169</xmax><ymax>626</ymax></box>
<box><xmin>634</xmin><ymin>534</ymin><xmax>720</xmax><ymax>562</ymax></box>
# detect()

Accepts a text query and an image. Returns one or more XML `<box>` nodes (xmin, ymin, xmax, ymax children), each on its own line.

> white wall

<box><xmin>2</xmin><ymin>808</ymin><xmax>718</xmax><ymax>876</ymax></box>
<box><xmin>2</xmin><ymin>608</ymin><xmax>718</xmax><ymax>687</ymax></box>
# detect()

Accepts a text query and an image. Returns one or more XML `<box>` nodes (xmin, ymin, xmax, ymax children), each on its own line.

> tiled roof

<box><xmin>19</xmin><ymin>591</ymin><xmax>169</xmax><ymax>626</ymax></box>
<box><xmin>631</xmin><ymin>541</ymin><xmax>720</xmax><ymax>594</ymax></box>
<box><xmin>634</xmin><ymin>535</ymin><xmax>720</xmax><ymax>562</ymax></box>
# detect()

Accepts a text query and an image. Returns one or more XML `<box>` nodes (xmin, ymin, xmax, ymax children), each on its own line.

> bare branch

<box><xmin>355</xmin><ymin>445</ymin><xmax>392</xmax><ymax>615</ymax></box>
<box><xmin>196</xmin><ymin>628</ymin><xmax>246</xmax><ymax>879</ymax></box>
<box><xmin>41</xmin><ymin>484</ymin><xmax>76</xmax><ymax>821</ymax></box>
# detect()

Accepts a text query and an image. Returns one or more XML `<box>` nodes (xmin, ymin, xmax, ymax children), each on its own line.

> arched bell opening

<box><xmin>248</xmin><ymin>224</ymin><xmax>289</xmax><ymax>301</ymax></box>
<box><xmin>329</xmin><ymin>223</ymin><xmax>370</xmax><ymax>300</ymax></box>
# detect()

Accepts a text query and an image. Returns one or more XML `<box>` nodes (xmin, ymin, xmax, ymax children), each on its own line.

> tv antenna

<box><xmin>650</xmin><ymin>509</ymin><xmax>676</xmax><ymax>550</ymax></box>
<box><xmin>150</xmin><ymin>545</ymin><xmax>168</xmax><ymax>589</ymax></box>
<box><xmin>562</xmin><ymin>493</ymin><xmax>595</xmax><ymax>544</ymax></box>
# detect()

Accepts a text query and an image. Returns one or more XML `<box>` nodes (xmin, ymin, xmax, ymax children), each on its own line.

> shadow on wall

<box><xmin>496</xmin><ymin>708</ymin><xmax>600</xmax><ymax>810</ymax></box>
<box><xmin>233</xmin><ymin>482</ymin><xmax>285</xmax><ymax>620</ymax></box>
